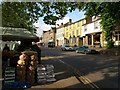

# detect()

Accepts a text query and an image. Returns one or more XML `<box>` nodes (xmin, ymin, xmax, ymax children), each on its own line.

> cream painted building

<box><xmin>81</xmin><ymin>16</ymin><xmax>106</xmax><ymax>47</ymax></box>
<box><xmin>55</xmin><ymin>24</ymin><xmax>64</xmax><ymax>47</ymax></box>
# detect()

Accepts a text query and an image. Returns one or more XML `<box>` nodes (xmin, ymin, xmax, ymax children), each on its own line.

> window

<box><xmin>114</xmin><ymin>31</ymin><xmax>120</xmax><ymax>41</ymax></box>
<box><xmin>72</xmin><ymin>36</ymin><xmax>76</xmax><ymax>44</ymax></box>
<box><xmin>84</xmin><ymin>25</ymin><xmax>87</xmax><ymax>32</ymax></box>
<box><xmin>94</xmin><ymin>21</ymin><xmax>99</xmax><ymax>29</ymax></box>
<box><xmin>72</xmin><ymin>31</ymin><xmax>74</xmax><ymax>35</ymax></box>
<box><xmin>92</xmin><ymin>16</ymin><xmax>96</xmax><ymax>21</ymax></box>
<box><xmin>66</xmin><ymin>32</ymin><xmax>68</xmax><ymax>37</ymax></box>
<box><xmin>76</xmin><ymin>30</ymin><xmax>79</xmax><ymax>35</ymax></box>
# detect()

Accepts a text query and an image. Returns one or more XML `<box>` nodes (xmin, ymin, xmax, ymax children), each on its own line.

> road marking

<box><xmin>41</xmin><ymin>49</ymin><xmax>100</xmax><ymax>89</ymax></box>
<box><xmin>57</xmin><ymin>58</ymin><xmax>100</xmax><ymax>89</ymax></box>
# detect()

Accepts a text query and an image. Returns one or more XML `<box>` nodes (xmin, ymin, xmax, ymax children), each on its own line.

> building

<box><xmin>112</xmin><ymin>23</ymin><xmax>120</xmax><ymax>46</ymax></box>
<box><xmin>42</xmin><ymin>16</ymin><xmax>120</xmax><ymax>48</ymax></box>
<box><xmin>64</xmin><ymin>19</ymin><xmax>85</xmax><ymax>46</ymax></box>
<box><xmin>55</xmin><ymin>23</ymin><xmax>64</xmax><ymax>47</ymax></box>
<box><xmin>64</xmin><ymin>19</ymin><xmax>72</xmax><ymax>46</ymax></box>
<box><xmin>42</xmin><ymin>27</ymin><xmax>56</xmax><ymax>47</ymax></box>
<box><xmin>81</xmin><ymin>16</ymin><xmax>105</xmax><ymax>47</ymax></box>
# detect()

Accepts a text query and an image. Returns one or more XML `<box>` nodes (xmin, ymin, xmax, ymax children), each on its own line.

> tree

<box><xmin>2</xmin><ymin>2</ymin><xmax>43</xmax><ymax>32</ymax></box>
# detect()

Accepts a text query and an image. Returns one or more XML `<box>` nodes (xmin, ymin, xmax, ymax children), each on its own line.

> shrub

<box><xmin>106</xmin><ymin>41</ymin><xmax>114</xmax><ymax>49</ymax></box>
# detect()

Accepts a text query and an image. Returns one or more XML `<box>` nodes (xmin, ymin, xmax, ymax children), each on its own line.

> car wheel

<box><xmin>76</xmin><ymin>50</ymin><xmax>79</xmax><ymax>53</ymax></box>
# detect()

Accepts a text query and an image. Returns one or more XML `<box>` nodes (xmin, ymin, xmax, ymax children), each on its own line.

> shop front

<box><xmin>85</xmin><ymin>32</ymin><xmax>102</xmax><ymax>47</ymax></box>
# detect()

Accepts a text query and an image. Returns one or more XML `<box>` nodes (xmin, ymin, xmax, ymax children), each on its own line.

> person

<box><xmin>3</xmin><ymin>44</ymin><xmax>10</xmax><ymax>52</ymax></box>
<box><xmin>2</xmin><ymin>44</ymin><xmax>10</xmax><ymax>63</ymax></box>
<box><xmin>30</xmin><ymin>42</ymin><xmax>41</xmax><ymax>64</ymax></box>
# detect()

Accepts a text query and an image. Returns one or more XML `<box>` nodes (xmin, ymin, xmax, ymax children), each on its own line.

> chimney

<box><xmin>69</xmin><ymin>19</ymin><xmax>72</xmax><ymax>24</ymax></box>
<box><xmin>57</xmin><ymin>24</ymin><xmax>59</xmax><ymax>26</ymax></box>
<box><xmin>61</xmin><ymin>23</ymin><xmax>63</xmax><ymax>26</ymax></box>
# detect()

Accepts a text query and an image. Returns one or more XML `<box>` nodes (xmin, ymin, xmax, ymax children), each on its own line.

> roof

<box><xmin>0</xmin><ymin>27</ymin><xmax>39</xmax><ymax>41</ymax></box>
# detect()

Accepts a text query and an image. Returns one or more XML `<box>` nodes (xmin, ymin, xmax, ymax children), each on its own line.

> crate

<box><xmin>4</xmin><ymin>67</ymin><xmax>16</xmax><ymax>87</ymax></box>
<box><xmin>37</xmin><ymin>64</ymin><xmax>56</xmax><ymax>83</ymax></box>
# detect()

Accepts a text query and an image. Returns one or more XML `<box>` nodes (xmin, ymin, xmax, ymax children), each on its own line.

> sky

<box><xmin>34</xmin><ymin>9</ymin><xmax>85</xmax><ymax>37</ymax></box>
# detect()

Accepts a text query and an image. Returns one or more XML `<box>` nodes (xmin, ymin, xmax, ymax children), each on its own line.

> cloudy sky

<box><xmin>34</xmin><ymin>9</ymin><xmax>85</xmax><ymax>37</ymax></box>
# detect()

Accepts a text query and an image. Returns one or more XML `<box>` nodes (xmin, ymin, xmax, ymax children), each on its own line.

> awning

<box><xmin>0</xmin><ymin>27</ymin><xmax>39</xmax><ymax>42</ymax></box>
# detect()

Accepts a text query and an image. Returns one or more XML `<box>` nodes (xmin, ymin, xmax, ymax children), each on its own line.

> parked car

<box><xmin>48</xmin><ymin>42</ymin><xmax>55</xmax><ymax>48</ymax></box>
<box><xmin>75</xmin><ymin>46</ymin><xmax>97</xmax><ymax>54</ymax></box>
<box><xmin>61</xmin><ymin>45</ymin><xmax>74</xmax><ymax>51</ymax></box>
<box><xmin>72</xmin><ymin>46</ymin><xmax>80</xmax><ymax>51</ymax></box>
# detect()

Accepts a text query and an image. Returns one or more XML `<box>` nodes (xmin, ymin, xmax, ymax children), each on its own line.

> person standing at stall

<box><xmin>2</xmin><ymin>44</ymin><xmax>10</xmax><ymax>61</ymax></box>
<box><xmin>2</xmin><ymin>44</ymin><xmax>10</xmax><ymax>67</ymax></box>
<box><xmin>3</xmin><ymin>44</ymin><xmax>10</xmax><ymax>52</ymax></box>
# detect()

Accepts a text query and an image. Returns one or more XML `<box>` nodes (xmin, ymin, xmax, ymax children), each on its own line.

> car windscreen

<box><xmin>83</xmin><ymin>46</ymin><xmax>88</xmax><ymax>48</ymax></box>
<box><xmin>65</xmin><ymin>46</ymin><xmax>70</xmax><ymax>47</ymax></box>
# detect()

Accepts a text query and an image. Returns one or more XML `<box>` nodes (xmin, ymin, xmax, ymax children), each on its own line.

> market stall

<box><xmin>0</xmin><ymin>27</ymin><xmax>39</xmax><ymax>88</ymax></box>
<box><xmin>1</xmin><ymin>27</ymin><xmax>39</xmax><ymax>65</ymax></box>
<box><xmin>1</xmin><ymin>27</ymin><xmax>56</xmax><ymax>89</ymax></box>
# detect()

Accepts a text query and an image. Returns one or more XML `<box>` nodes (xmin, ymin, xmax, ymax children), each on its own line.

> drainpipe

<box><xmin>92</xmin><ymin>34</ymin><xmax>94</xmax><ymax>47</ymax></box>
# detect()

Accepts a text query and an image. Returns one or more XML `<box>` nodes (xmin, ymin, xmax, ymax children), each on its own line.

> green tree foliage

<box><xmin>2</xmin><ymin>2</ymin><xmax>43</xmax><ymax>32</ymax></box>
<box><xmin>82</xmin><ymin>2</ymin><xmax>120</xmax><ymax>48</ymax></box>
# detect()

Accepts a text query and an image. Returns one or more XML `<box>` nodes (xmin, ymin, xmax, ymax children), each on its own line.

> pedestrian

<box><xmin>3</xmin><ymin>44</ymin><xmax>10</xmax><ymax>52</ymax></box>
<box><xmin>2</xmin><ymin>44</ymin><xmax>10</xmax><ymax>62</ymax></box>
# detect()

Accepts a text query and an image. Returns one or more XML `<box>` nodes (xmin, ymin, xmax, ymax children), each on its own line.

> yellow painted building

<box><xmin>64</xmin><ymin>19</ymin><xmax>85</xmax><ymax>46</ymax></box>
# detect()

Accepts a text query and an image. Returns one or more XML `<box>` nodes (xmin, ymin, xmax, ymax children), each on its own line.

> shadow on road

<box><xmin>40</xmin><ymin>47</ymin><xmax>119</xmax><ymax>88</ymax></box>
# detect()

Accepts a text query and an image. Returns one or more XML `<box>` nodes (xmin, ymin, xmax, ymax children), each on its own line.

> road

<box><xmin>40</xmin><ymin>47</ymin><xmax>119</xmax><ymax>88</ymax></box>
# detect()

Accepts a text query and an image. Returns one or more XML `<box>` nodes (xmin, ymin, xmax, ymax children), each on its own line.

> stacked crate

<box><xmin>4</xmin><ymin>67</ymin><xmax>16</xmax><ymax>87</ymax></box>
<box><xmin>37</xmin><ymin>64</ymin><xmax>56</xmax><ymax>84</ymax></box>
<box><xmin>37</xmin><ymin>65</ymin><xmax>47</xmax><ymax>83</ymax></box>
<box><xmin>16</xmin><ymin>51</ymin><xmax>38</xmax><ymax>84</ymax></box>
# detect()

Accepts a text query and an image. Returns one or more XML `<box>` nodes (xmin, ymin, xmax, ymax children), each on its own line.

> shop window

<box><xmin>114</xmin><ymin>31</ymin><xmax>120</xmax><ymax>41</ymax></box>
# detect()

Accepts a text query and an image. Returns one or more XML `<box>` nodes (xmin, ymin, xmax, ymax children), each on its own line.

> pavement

<box><xmin>91</xmin><ymin>47</ymin><xmax>120</xmax><ymax>56</ymax></box>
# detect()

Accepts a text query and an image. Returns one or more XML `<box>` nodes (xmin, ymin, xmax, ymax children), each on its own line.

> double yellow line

<box><xmin>58</xmin><ymin>58</ymin><xmax>100</xmax><ymax>89</ymax></box>
<box><xmin>73</xmin><ymin>68</ymin><xmax>100</xmax><ymax>89</ymax></box>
